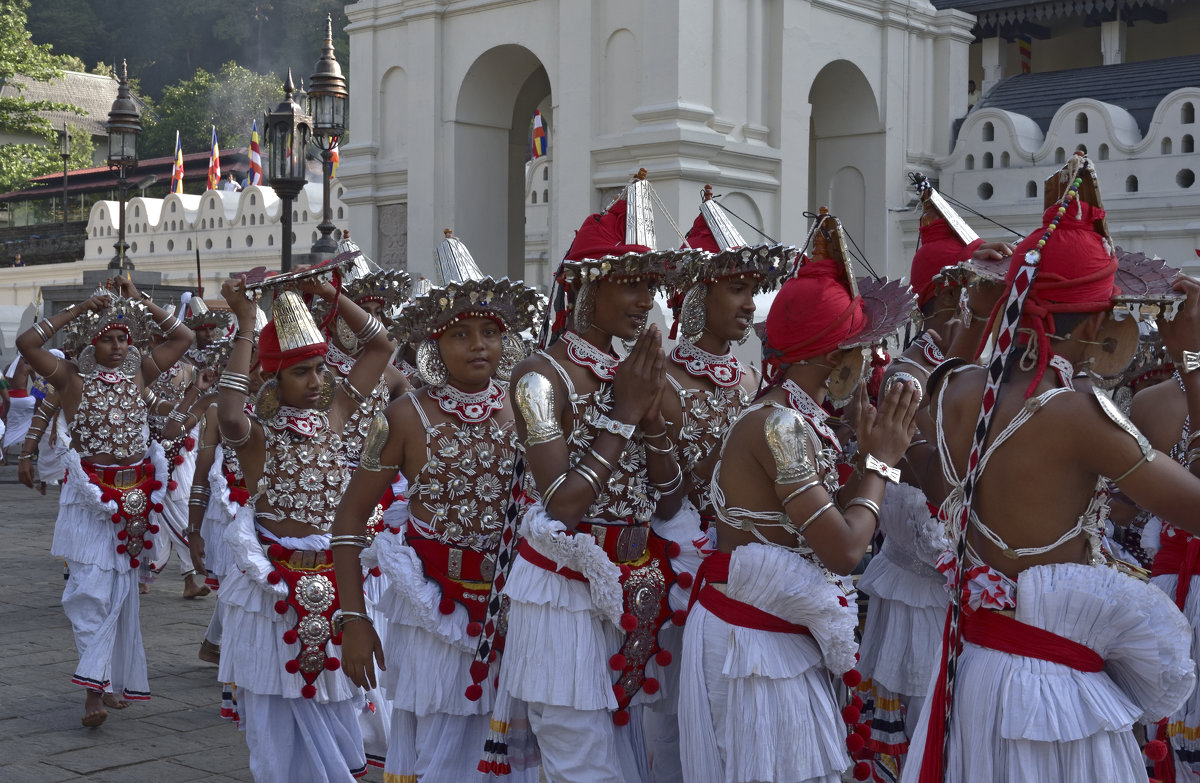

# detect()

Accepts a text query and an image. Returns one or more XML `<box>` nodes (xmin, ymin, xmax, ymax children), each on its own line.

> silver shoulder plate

<box><xmin>515</xmin><ymin>371</ymin><xmax>562</xmax><ymax>446</ymax></box>
<box><xmin>1092</xmin><ymin>387</ymin><xmax>1153</xmax><ymax>458</ymax></box>
<box><xmin>360</xmin><ymin>412</ymin><xmax>397</xmax><ymax>472</ymax></box>
<box><xmin>764</xmin><ymin>406</ymin><xmax>818</xmax><ymax>485</ymax></box>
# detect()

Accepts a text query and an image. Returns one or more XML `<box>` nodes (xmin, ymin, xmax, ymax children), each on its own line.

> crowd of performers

<box><xmin>15</xmin><ymin>152</ymin><xmax>1200</xmax><ymax>783</ymax></box>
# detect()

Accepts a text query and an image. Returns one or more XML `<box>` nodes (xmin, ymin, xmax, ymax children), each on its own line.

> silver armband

<box><xmin>1093</xmin><ymin>387</ymin><xmax>1156</xmax><ymax>482</ymax></box>
<box><xmin>764</xmin><ymin>407</ymin><xmax>818</xmax><ymax>485</ymax></box>
<box><xmin>515</xmin><ymin>372</ymin><xmax>562</xmax><ymax>446</ymax></box>
<box><xmin>360</xmin><ymin>413</ymin><xmax>399</xmax><ymax>472</ymax></box>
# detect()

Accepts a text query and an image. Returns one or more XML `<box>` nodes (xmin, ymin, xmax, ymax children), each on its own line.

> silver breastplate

<box><xmin>676</xmin><ymin>384</ymin><xmax>750</xmax><ymax>512</ymax></box>
<box><xmin>70</xmin><ymin>366</ymin><xmax>148</xmax><ymax>460</ymax></box>
<box><xmin>342</xmin><ymin>378</ymin><xmax>391</xmax><ymax>463</ymax></box>
<box><xmin>148</xmin><ymin>361</ymin><xmax>189</xmax><ymax>437</ymax></box>
<box><xmin>256</xmin><ymin>408</ymin><xmax>349</xmax><ymax>533</ymax></box>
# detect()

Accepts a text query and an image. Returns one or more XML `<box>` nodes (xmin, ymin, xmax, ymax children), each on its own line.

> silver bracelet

<box><xmin>330</xmin><ymin>535</ymin><xmax>371</xmax><ymax>548</ymax></box>
<box><xmin>594</xmin><ymin>414</ymin><xmax>636</xmax><ymax>440</ymax></box>
<box><xmin>863</xmin><ymin>454</ymin><xmax>901</xmax><ymax>484</ymax></box>
<box><xmin>644</xmin><ymin>437</ymin><xmax>675</xmax><ymax>455</ymax></box>
<box><xmin>219</xmin><ymin>420</ymin><xmax>252</xmax><ymax>448</ymax></box>
<box><xmin>846</xmin><ymin>496</ymin><xmax>882</xmax><ymax>525</ymax></box>
<box><xmin>187</xmin><ymin>497</ymin><xmax>208</xmax><ymax>509</ymax></box>
<box><xmin>651</xmin><ymin>463</ymin><xmax>684</xmax><ymax>494</ymax></box>
<box><xmin>142</xmin><ymin>389</ymin><xmax>161</xmax><ymax>410</ymax></box>
<box><xmin>541</xmin><ymin>472</ymin><xmax>569</xmax><ymax>506</ymax></box>
<box><xmin>33</xmin><ymin>321</ymin><xmax>52</xmax><ymax>341</ymax></box>
<box><xmin>158</xmin><ymin>315</ymin><xmax>182</xmax><ymax>335</ymax></box>
<box><xmin>796</xmin><ymin>501</ymin><xmax>836</xmax><ymax>535</ymax></box>
<box><xmin>355</xmin><ymin>316</ymin><xmax>384</xmax><ymax>343</ymax></box>
<box><xmin>781</xmin><ymin>479</ymin><xmax>822</xmax><ymax>508</ymax></box>
<box><xmin>217</xmin><ymin>373</ymin><xmax>251</xmax><ymax>395</ymax></box>
<box><xmin>339</xmin><ymin>378</ymin><xmax>368</xmax><ymax>407</ymax></box>
<box><xmin>168</xmin><ymin>408</ymin><xmax>190</xmax><ymax>424</ymax></box>
<box><xmin>587</xmin><ymin>447</ymin><xmax>615</xmax><ymax>473</ymax></box>
<box><xmin>572</xmin><ymin>465</ymin><xmax>602</xmax><ymax>496</ymax></box>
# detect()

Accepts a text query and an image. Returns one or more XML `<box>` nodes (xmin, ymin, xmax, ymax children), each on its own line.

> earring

<box><xmin>679</xmin><ymin>284</ymin><xmax>708</xmax><ymax>345</ymax></box>
<box><xmin>416</xmin><ymin>339</ymin><xmax>448</xmax><ymax>387</ymax></box>
<box><xmin>574</xmin><ymin>280</ymin><xmax>596</xmax><ymax>333</ymax></box>
<box><xmin>76</xmin><ymin>345</ymin><xmax>97</xmax><ymax>377</ymax></box>
<box><xmin>1079</xmin><ymin>315</ymin><xmax>1138</xmax><ymax>387</ymax></box>
<box><xmin>255</xmin><ymin>379</ymin><xmax>280</xmax><ymax>419</ymax></box>
<box><xmin>496</xmin><ymin>332</ymin><xmax>527</xmax><ymax>381</ymax></box>
<box><xmin>825</xmin><ymin>347</ymin><xmax>868</xmax><ymax>408</ymax></box>
<box><xmin>335</xmin><ymin>316</ymin><xmax>359</xmax><ymax>354</ymax></box>
<box><xmin>318</xmin><ymin>368</ymin><xmax>336</xmax><ymax>410</ymax></box>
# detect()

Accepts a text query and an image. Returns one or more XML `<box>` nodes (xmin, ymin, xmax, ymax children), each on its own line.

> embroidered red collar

<box><xmin>913</xmin><ymin>332</ymin><xmax>946</xmax><ymax>367</ymax></box>
<box><xmin>562</xmin><ymin>331</ymin><xmax>619</xmax><ymax>382</ymax></box>
<box><xmin>325</xmin><ymin>342</ymin><xmax>356</xmax><ymax>377</ymax></box>
<box><xmin>428</xmin><ymin>380</ymin><xmax>506</xmax><ymax>424</ymax></box>
<box><xmin>266</xmin><ymin>406</ymin><xmax>329</xmax><ymax>437</ymax></box>
<box><xmin>670</xmin><ymin>342</ymin><xmax>743</xmax><ymax>388</ymax></box>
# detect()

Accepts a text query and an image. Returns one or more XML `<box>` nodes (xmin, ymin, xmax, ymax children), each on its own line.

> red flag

<box><xmin>207</xmin><ymin>126</ymin><xmax>221</xmax><ymax>191</ymax></box>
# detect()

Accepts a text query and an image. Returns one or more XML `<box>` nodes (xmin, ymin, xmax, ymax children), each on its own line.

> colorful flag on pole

<box><xmin>206</xmin><ymin>126</ymin><xmax>221</xmax><ymax>191</ymax></box>
<box><xmin>170</xmin><ymin>131</ymin><xmax>184</xmax><ymax>194</ymax></box>
<box><xmin>329</xmin><ymin>141</ymin><xmax>339</xmax><ymax>179</ymax></box>
<box><xmin>1019</xmin><ymin>36</ymin><xmax>1033</xmax><ymax>74</ymax></box>
<box><xmin>531</xmin><ymin>111</ymin><xmax>547</xmax><ymax>158</ymax></box>
<box><xmin>248</xmin><ymin>121</ymin><xmax>263</xmax><ymax>186</ymax></box>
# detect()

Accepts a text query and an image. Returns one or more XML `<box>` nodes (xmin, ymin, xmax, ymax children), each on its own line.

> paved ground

<box><xmin>0</xmin><ymin>467</ymin><xmax>383</xmax><ymax>783</ymax></box>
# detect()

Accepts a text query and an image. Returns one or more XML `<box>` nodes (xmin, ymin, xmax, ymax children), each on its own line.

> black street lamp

<box><xmin>307</xmin><ymin>14</ymin><xmax>349</xmax><ymax>257</ymax></box>
<box><xmin>57</xmin><ymin>122</ymin><xmax>71</xmax><ymax>231</ymax></box>
<box><xmin>105</xmin><ymin>60</ymin><xmax>141</xmax><ymax>271</ymax></box>
<box><xmin>264</xmin><ymin>70</ymin><xmax>312</xmax><ymax>273</ymax></box>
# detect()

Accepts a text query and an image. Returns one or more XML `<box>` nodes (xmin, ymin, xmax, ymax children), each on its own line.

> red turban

<box><xmin>764</xmin><ymin>258</ymin><xmax>867</xmax><ymax>367</ymax></box>
<box><xmin>257</xmin><ymin>320</ymin><xmax>329</xmax><ymax>373</ymax></box>
<box><xmin>910</xmin><ymin>218</ymin><xmax>985</xmax><ymax>307</ymax></box>
<box><xmin>983</xmin><ymin>201</ymin><xmax>1118</xmax><ymax>396</ymax></box>
<box><xmin>682</xmin><ymin>212</ymin><xmax>722</xmax><ymax>254</ymax></box>
<box><xmin>91</xmin><ymin>323</ymin><xmax>130</xmax><ymax>344</ymax></box>
<box><xmin>564</xmin><ymin>198</ymin><xmax>652</xmax><ymax>262</ymax></box>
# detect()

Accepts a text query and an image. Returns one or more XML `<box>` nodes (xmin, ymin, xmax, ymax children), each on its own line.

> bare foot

<box><xmin>183</xmin><ymin>575</ymin><xmax>211</xmax><ymax>599</ymax></box>
<box><xmin>139</xmin><ymin>582</ymin><xmax>150</xmax><ymax>595</ymax></box>
<box><xmin>81</xmin><ymin>690</ymin><xmax>107</xmax><ymax>727</ymax></box>
<box><xmin>37</xmin><ymin>481</ymin><xmax>46</xmax><ymax>495</ymax></box>
<box><xmin>102</xmin><ymin>693</ymin><xmax>130</xmax><ymax>710</ymax></box>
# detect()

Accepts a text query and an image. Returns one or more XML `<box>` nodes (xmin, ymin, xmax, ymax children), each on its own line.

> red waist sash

<box><xmin>1151</xmin><ymin>531</ymin><xmax>1200</xmax><ymax>611</ymax></box>
<box><xmin>9</xmin><ymin>389</ymin><xmax>28</xmax><ymax>398</ymax></box>
<box><xmin>687</xmin><ymin>552</ymin><xmax>810</xmax><ymax>635</ymax></box>
<box><xmin>918</xmin><ymin>605</ymin><xmax>1105</xmax><ymax>782</ymax></box>
<box><xmin>262</xmin><ymin>538</ymin><xmax>340</xmax><ymax>699</ymax></box>
<box><xmin>405</xmin><ymin>524</ymin><xmax>492</xmax><ymax>625</ymax></box>
<box><xmin>78</xmin><ymin>457</ymin><xmax>162</xmax><ymax>570</ymax></box>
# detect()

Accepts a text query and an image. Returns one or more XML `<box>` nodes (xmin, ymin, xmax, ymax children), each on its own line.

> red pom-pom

<box><xmin>112</xmin><ymin>513</ymin><xmax>123</xmax><ymax>524</ymax></box>
<box><xmin>842</xmin><ymin>705</ymin><xmax>861</xmax><ymax>724</ymax></box>
<box><xmin>268</xmin><ymin>543</ymin><xmax>285</xmax><ymax>559</ymax></box>
<box><xmin>620</xmin><ymin>613</ymin><xmax>638</xmax><ymax>632</ymax></box>
<box><xmin>655</xmin><ymin>649</ymin><xmax>673</xmax><ymax>667</ymax></box>
<box><xmin>369</xmin><ymin>567</ymin><xmax>381</xmax><ymax>577</ymax></box>
<box><xmin>143</xmin><ymin>540</ymin><xmax>152</xmax><ymax>549</ymax></box>
<box><xmin>116</xmin><ymin>544</ymin><xmax>127</xmax><ymax>554</ymax></box>
<box><xmin>842</xmin><ymin>669</ymin><xmax>862</xmax><ymax>688</ymax></box>
<box><xmin>1145</xmin><ymin>739</ymin><xmax>1169</xmax><ymax>762</ymax></box>
<box><xmin>466</xmin><ymin>622</ymin><xmax>482</xmax><ymax>637</ymax></box>
<box><xmin>167</xmin><ymin>480</ymin><xmax>178</xmax><ymax>492</ymax></box>
<box><xmin>612</xmin><ymin>709</ymin><xmax>631</xmax><ymax>727</ymax></box>
<box><xmin>285</xmin><ymin>659</ymin><xmax>301</xmax><ymax>674</ymax></box>
<box><xmin>855</xmin><ymin>652</ymin><xmax>861</xmax><ymax>662</ymax></box>
<box><xmin>851</xmin><ymin>694</ymin><xmax>863</xmax><ymax>710</ymax></box>
<box><xmin>172</xmin><ymin>454</ymin><xmax>185</xmax><ymax>466</ymax></box>
<box><xmin>325</xmin><ymin>657</ymin><xmax>340</xmax><ymax>671</ymax></box>
<box><xmin>666</xmin><ymin>541</ymin><xmax>682</xmax><ymax>558</ymax></box>
<box><xmin>283</xmin><ymin>629</ymin><xmax>298</xmax><ymax>644</ymax></box>
<box><xmin>853</xmin><ymin>761</ymin><xmax>872</xmax><ymax>781</ymax></box>
<box><xmin>642</xmin><ymin>677</ymin><xmax>660</xmax><ymax>695</ymax></box>
<box><xmin>672</xmin><ymin>609</ymin><xmax>687</xmax><ymax>626</ymax></box>
<box><xmin>855</xmin><ymin>723</ymin><xmax>871</xmax><ymax>739</ymax></box>
<box><xmin>267</xmin><ymin>571</ymin><xmax>282</xmax><ymax>584</ymax></box>
<box><xmin>846</xmin><ymin>733</ymin><xmax>865</xmax><ymax>753</ymax></box>
<box><xmin>153</xmin><ymin>503</ymin><xmax>163</xmax><ymax>514</ymax></box>
<box><xmin>184</xmin><ymin>437</ymin><xmax>196</xmax><ymax>450</ymax></box>
<box><xmin>301</xmin><ymin>684</ymin><xmax>316</xmax><ymax>699</ymax></box>
<box><xmin>149</xmin><ymin>480</ymin><xmax>163</xmax><ymax>491</ymax></box>
<box><xmin>148</xmin><ymin>525</ymin><xmax>159</xmax><ymax>534</ymax></box>
<box><xmin>117</xmin><ymin>530</ymin><xmax>128</xmax><ymax>540</ymax></box>
<box><xmin>470</xmin><ymin>660</ymin><xmax>490</xmax><ymax>683</ymax></box>
<box><xmin>129</xmin><ymin>558</ymin><xmax>139</xmax><ymax>569</ymax></box>
<box><xmin>609</xmin><ymin>654</ymin><xmax>627</xmax><ymax>671</ymax></box>
<box><xmin>675</xmin><ymin>572</ymin><xmax>693</xmax><ymax>590</ymax></box>
<box><xmin>465</xmin><ymin>684</ymin><xmax>483</xmax><ymax>702</ymax></box>
<box><xmin>612</xmin><ymin>685</ymin><xmax>627</xmax><ymax>703</ymax></box>
<box><xmin>488</xmin><ymin>650</ymin><xmax>498</xmax><ymax>663</ymax></box>
<box><xmin>438</xmin><ymin>597</ymin><xmax>456</xmax><ymax>615</ymax></box>
<box><xmin>274</xmin><ymin>600</ymin><xmax>289</xmax><ymax>615</ymax></box>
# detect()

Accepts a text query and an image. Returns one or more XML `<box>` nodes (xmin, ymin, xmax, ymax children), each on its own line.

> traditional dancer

<box><xmin>496</xmin><ymin>172</ymin><xmax>691</xmax><ymax>783</ymax></box>
<box><xmin>215</xmin><ymin>270</ymin><xmax>390</xmax><ymax>782</ymax></box>
<box><xmin>15</xmin><ymin>276</ymin><xmax>194</xmax><ymax>727</ymax></box>
<box><xmin>3</xmin><ymin>354</ymin><xmax>38</xmax><ymax>454</ymax></box>
<box><xmin>677</xmin><ymin>210</ymin><xmax>920</xmax><ymax>783</ymax></box>
<box><xmin>648</xmin><ymin>187</ymin><xmax>792</xmax><ymax>782</ymax></box>
<box><xmin>334</xmin><ymin>258</ymin><xmax>543</xmax><ymax>783</ymax></box>
<box><xmin>905</xmin><ymin>155</ymin><xmax>1200</xmax><ymax>782</ymax></box>
<box><xmin>17</xmin><ymin>352</ymin><xmax>69</xmax><ymax>493</ymax></box>
<box><xmin>855</xmin><ymin>180</ymin><xmax>1012</xmax><ymax>775</ymax></box>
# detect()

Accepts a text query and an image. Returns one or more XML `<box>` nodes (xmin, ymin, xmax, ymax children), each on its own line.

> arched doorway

<box><xmin>453</xmin><ymin>45</ymin><xmax>551</xmax><ymax>281</ymax></box>
<box><xmin>807</xmin><ymin>60</ymin><xmax>884</xmax><ymax>274</ymax></box>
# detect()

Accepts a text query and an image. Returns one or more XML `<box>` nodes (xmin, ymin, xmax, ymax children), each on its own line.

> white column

<box><xmin>981</xmin><ymin>36</ymin><xmax>1008</xmax><ymax>95</ymax></box>
<box><xmin>1101</xmin><ymin>19</ymin><xmax>1126</xmax><ymax>65</ymax></box>
<box><xmin>405</xmin><ymin>13</ymin><xmax>443</xmax><ymax>282</ymax></box>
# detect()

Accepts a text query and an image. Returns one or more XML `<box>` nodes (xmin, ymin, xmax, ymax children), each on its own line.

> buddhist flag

<box><xmin>170</xmin><ymin>131</ymin><xmax>184</xmax><ymax>194</ymax></box>
<box><xmin>206</xmin><ymin>126</ymin><xmax>221</xmax><ymax>191</ymax></box>
<box><xmin>1019</xmin><ymin>36</ymin><xmax>1032</xmax><ymax>74</ymax></box>
<box><xmin>248</xmin><ymin>121</ymin><xmax>263</xmax><ymax>186</ymax></box>
<box><xmin>531</xmin><ymin>110</ymin><xmax>547</xmax><ymax>158</ymax></box>
<box><xmin>328</xmin><ymin>140</ymin><xmax>339</xmax><ymax>179</ymax></box>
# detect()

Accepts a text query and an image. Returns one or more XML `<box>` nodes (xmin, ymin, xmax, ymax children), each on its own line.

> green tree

<box><xmin>140</xmin><ymin>62</ymin><xmax>282</xmax><ymax>160</ymax></box>
<box><xmin>0</xmin><ymin>121</ymin><xmax>96</xmax><ymax>195</ymax></box>
<box><xmin>0</xmin><ymin>0</ymin><xmax>87</xmax><ymax>193</ymax></box>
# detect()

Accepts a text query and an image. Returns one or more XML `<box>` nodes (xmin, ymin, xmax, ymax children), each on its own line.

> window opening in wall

<box><xmin>187</xmin><ymin>238</ymin><xmax>192</xmax><ymax>250</ymax></box>
<box><xmin>1184</xmin><ymin>135</ymin><xmax>1195</xmax><ymax>154</ymax></box>
<box><xmin>983</xmin><ymin>152</ymin><xmax>993</xmax><ymax>169</ymax></box>
<box><xmin>1026</xmin><ymin>181</ymin><xmax>1037</xmax><ymax>198</ymax></box>
<box><xmin>1126</xmin><ymin>175</ymin><xmax>1139</xmax><ymax>193</ymax></box>
<box><xmin>982</xmin><ymin>122</ymin><xmax>994</xmax><ymax>142</ymax></box>
<box><xmin>1099</xmin><ymin>144</ymin><xmax>1109</xmax><ymax>160</ymax></box>
<box><xmin>531</xmin><ymin>191</ymin><xmax>537</xmax><ymax>204</ymax></box>
<box><xmin>1055</xmin><ymin>148</ymin><xmax>1066</xmax><ymax>164</ymax></box>
<box><xmin>543</xmin><ymin>189</ymin><xmax>549</xmax><ymax>202</ymax></box>
<box><xmin>1075</xmin><ymin>112</ymin><xmax>1088</xmax><ymax>133</ymax></box>
<box><xmin>1163</xmin><ymin>138</ymin><xmax>1173</xmax><ymax>155</ymax></box>
<box><xmin>167</xmin><ymin>240</ymin><xmax>174</xmax><ymax>251</ymax></box>
<box><xmin>977</xmin><ymin>182</ymin><xmax>993</xmax><ymax>200</ymax></box>
<box><xmin>1184</xmin><ymin>102</ymin><xmax>1196</xmax><ymax>124</ymax></box>
<box><xmin>966</xmin><ymin>154</ymin><xmax>974</xmax><ymax>170</ymax></box>
<box><xmin>1179</xmin><ymin>169</ymin><xmax>1196</xmax><ymax>189</ymax></box>
<box><xmin>543</xmin><ymin>167</ymin><xmax>549</xmax><ymax>181</ymax></box>
<box><xmin>1001</xmin><ymin>152</ymin><xmax>1010</xmax><ymax>168</ymax></box>
<box><xmin>269</xmin><ymin>235</ymin><xmax>275</xmax><ymax>246</ymax></box>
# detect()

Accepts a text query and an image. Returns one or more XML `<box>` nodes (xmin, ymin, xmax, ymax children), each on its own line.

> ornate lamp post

<box><xmin>105</xmin><ymin>60</ymin><xmax>141</xmax><ymax>271</ymax></box>
<box><xmin>57</xmin><ymin>122</ymin><xmax>71</xmax><ymax>230</ymax></box>
<box><xmin>307</xmin><ymin>14</ymin><xmax>349</xmax><ymax>257</ymax></box>
<box><xmin>264</xmin><ymin>70</ymin><xmax>312</xmax><ymax>272</ymax></box>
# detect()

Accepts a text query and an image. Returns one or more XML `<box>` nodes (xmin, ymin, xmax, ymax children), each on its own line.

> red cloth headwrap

<box><xmin>91</xmin><ymin>323</ymin><xmax>130</xmax><ymax>344</ymax></box>
<box><xmin>564</xmin><ymin>198</ymin><xmax>652</xmax><ymax>262</ymax></box>
<box><xmin>764</xmin><ymin>259</ymin><xmax>867</xmax><ymax>368</ymax></box>
<box><xmin>980</xmin><ymin>201</ymin><xmax>1118</xmax><ymax>396</ymax></box>
<box><xmin>682</xmin><ymin>212</ymin><xmax>721</xmax><ymax>254</ymax></box>
<box><xmin>910</xmin><ymin>218</ymin><xmax>985</xmax><ymax>307</ymax></box>
<box><xmin>257</xmin><ymin>320</ymin><xmax>329</xmax><ymax>373</ymax></box>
